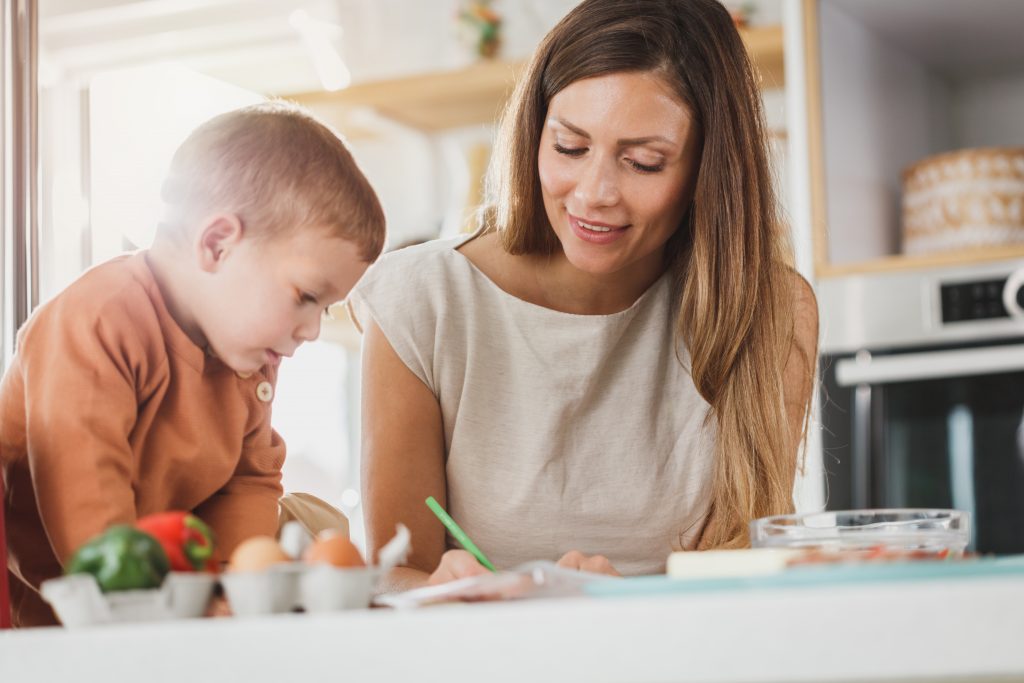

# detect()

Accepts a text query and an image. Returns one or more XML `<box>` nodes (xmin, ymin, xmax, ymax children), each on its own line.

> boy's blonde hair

<box><xmin>159</xmin><ymin>100</ymin><xmax>385</xmax><ymax>262</ymax></box>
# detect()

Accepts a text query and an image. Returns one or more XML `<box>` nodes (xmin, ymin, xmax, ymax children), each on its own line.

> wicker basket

<box><xmin>901</xmin><ymin>147</ymin><xmax>1024</xmax><ymax>255</ymax></box>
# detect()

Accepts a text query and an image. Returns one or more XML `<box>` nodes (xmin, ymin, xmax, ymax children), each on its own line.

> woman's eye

<box><xmin>628</xmin><ymin>159</ymin><xmax>665</xmax><ymax>174</ymax></box>
<box><xmin>553</xmin><ymin>143</ymin><xmax>586</xmax><ymax>157</ymax></box>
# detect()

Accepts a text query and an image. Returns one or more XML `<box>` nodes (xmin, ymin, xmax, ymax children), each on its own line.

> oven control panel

<box><xmin>940</xmin><ymin>278</ymin><xmax>1010</xmax><ymax>323</ymax></box>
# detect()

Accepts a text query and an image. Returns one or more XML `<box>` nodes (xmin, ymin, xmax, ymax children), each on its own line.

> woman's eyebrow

<box><xmin>551</xmin><ymin>117</ymin><xmax>677</xmax><ymax>148</ymax></box>
<box><xmin>551</xmin><ymin>117</ymin><xmax>590</xmax><ymax>138</ymax></box>
<box><xmin>618</xmin><ymin>134</ymin><xmax>677</xmax><ymax>147</ymax></box>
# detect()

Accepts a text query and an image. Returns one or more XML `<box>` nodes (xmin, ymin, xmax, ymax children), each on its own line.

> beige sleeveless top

<box><xmin>350</xmin><ymin>235</ymin><xmax>715</xmax><ymax>575</ymax></box>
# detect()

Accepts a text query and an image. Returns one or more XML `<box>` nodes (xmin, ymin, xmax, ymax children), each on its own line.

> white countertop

<box><xmin>3</xmin><ymin>574</ymin><xmax>1024</xmax><ymax>683</ymax></box>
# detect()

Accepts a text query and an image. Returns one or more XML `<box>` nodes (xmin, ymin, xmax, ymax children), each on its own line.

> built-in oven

<box><xmin>818</xmin><ymin>259</ymin><xmax>1024</xmax><ymax>555</ymax></box>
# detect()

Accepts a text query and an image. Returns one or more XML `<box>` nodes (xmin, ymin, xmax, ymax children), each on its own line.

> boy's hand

<box><xmin>204</xmin><ymin>595</ymin><xmax>233</xmax><ymax>618</ymax></box>
<box><xmin>427</xmin><ymin>549</ymin><xmax>491</xmax><ymax>585</ymax></box>
<box><xmin>556</xmin><ymin>550</ymin><xmax>621</xmax><ymax>577</ymax></box>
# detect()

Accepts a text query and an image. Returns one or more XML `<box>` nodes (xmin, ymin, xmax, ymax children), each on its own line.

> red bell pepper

<box><xmin>136</xmin><ymin>511</ymin><xmax>217</xmax><ymax>573</ymax></box>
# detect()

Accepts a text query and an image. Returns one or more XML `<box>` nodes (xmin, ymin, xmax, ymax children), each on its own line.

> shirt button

<box><xmin>256</xmin><ymin>381</ymin><xmax>274</xmax><ymax>402</ymax></box>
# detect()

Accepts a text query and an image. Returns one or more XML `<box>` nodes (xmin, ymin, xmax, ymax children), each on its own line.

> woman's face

<box><xmin>537</xmin><ymin>70</ymin><xmax>701</xmax><ymax>280</ymax></box>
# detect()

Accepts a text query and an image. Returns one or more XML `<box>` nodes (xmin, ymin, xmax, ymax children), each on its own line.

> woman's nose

<box><xmin>573</xmin><ymin>155</ymin><xmax>621</xmax><ymax>208</ymax></box>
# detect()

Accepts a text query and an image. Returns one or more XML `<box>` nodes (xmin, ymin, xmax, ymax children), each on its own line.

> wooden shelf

<box><xmin>818</xmin><ymin>244</ymin><xmax>1024</xmax><ymax>278</ymax></box>
<box><xmin>293</xmin><ymin>59</ymin><xmax>524</xmax><ymax>132</ymax></box>
<box><xmin>293</xmin><ymin>25</ymin><xmax>784</xmax><ymax>132</ymax></box>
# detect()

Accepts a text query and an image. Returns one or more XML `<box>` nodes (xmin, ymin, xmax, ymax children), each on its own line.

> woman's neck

<box><xmin>459</xmin><ymin>231</ymin><xmax>668</xmax><ymax>316</ymax></box>
<box><xmin>526</xmin><ymin>249</ymin><xmax>668</xmax><ymax>316</ymax></box>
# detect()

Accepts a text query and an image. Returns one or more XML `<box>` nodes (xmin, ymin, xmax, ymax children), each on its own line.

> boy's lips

<box><xmin>266</xmin><ymin>349</ymin><xmax>290</xmax><ymax>365</ymax></box>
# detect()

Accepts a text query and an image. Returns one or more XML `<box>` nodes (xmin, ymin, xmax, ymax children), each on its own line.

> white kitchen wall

<box><xmin>33</xmin><ymin>0</ymin><xmax>806</xmax><ymax>546</ymax></box>
<box><xmin>952</xmin><ymin>71</ymin><xmax>1024</xmax><ymax>148</ymax></box>
<box><xmin>87</xmin><ymin>65</ymin><xmax>262</xmax><ymax>261</ymax></box>
<box><xmin>345</xmin><ymin>114</ymin><xmax>443</xmax><ymax>249</ymax></box>
<box><xmin>819</xmin><ymin>0</ymin><xmax>950</xmax><ymax>264</ymax></box>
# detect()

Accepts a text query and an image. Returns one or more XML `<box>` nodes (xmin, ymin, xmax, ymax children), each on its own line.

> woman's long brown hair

<box><xmin>484</xmin><ymin>0</ymin><xmax>812</xmax><ymax>548</ymax></box>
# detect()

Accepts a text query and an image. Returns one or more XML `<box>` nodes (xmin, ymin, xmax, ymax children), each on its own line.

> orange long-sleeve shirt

<box><xmin>0</xmin><ymin>252</ymin><xmax>286</xmax><ymax>627</ymax></box>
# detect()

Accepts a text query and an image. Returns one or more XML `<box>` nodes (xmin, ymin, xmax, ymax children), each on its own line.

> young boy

<box><xmin>0</xmin><ymin>101</ymin><xmax>385</xmax><ymax>627</ymax></box>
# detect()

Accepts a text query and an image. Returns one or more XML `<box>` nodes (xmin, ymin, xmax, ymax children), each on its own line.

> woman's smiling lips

<box><xmin>568</xmin><ymin>213</ymin><xmax>630</xmax><ymax>245</ymax></box>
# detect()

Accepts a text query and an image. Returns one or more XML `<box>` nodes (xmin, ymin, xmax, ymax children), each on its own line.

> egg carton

<box><xmin>221</xmin><ymin>524</ymin><xmax>410</xmax><ymax>617</ymax></box>
<box><xmin>40</xmin><ymin>571</ymin><xmax>217</xmax><ymax>628</ymax></box>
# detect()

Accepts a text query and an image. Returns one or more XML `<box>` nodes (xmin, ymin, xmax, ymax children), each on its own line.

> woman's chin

<box><xmin>561</xmin><ymin>249</ymin><xmax>625</xmax><ymax>278</ymax></box>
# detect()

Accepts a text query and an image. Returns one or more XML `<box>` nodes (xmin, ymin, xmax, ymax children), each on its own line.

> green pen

<box><xmin>425</xmin><ymin>496</ymin><xmax>497</xmax><ymax>572</ymax></box>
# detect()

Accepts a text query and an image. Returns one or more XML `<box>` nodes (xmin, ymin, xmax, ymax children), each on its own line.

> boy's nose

<box><xmin>295</xmin><ymin>311</ymin><xmax>322</xmax><ymax>342</ymax></box>
<box><xmin>574</xmin><ymin>156</ymin><xmax>621</xmax><ymax>208</ymax></box>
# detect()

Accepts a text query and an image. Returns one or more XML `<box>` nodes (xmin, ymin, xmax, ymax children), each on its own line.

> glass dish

<box><xmin>750</xmin><ymin>509</ymin><xmax>970</xmax><ymax>560</ymax></box>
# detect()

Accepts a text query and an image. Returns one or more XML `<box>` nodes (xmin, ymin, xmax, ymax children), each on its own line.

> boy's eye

<box><xmin>299</xmin><ymin>291</ymin><xmax>319</xmax><ymax>305</ymax></box>
<box><xmin>553</xmin><ymin>143</ymin><xmax>586</xmax><ymax>157</ymax></box>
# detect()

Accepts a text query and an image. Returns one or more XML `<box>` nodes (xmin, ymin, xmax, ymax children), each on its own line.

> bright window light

<box><xmin>88</xmin><ymin>63</ymin><xmax>262</xmax><ymax>261</ymax></box>
<box><xmin>289</xmin><ymin>8</ymin><xmax>351</xmax><ymax>92</ymax></box>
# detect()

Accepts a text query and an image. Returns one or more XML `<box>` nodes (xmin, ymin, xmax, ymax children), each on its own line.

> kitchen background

<box><xmin>3</xmin><ymin>0</ymin><xmax>1023</xmax><ymax>553</ymax></box>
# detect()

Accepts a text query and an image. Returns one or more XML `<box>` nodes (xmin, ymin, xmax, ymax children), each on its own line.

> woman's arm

<box><xmin>361</xmin><ymin>315</ymin><xmax>621</xmax><ymax>586</ymax></box>
<box><xmin>782</xmin><ymin>274</ymin><xmax>820</xmax><ymax>457</ymax></box>
<box><xmin>360</xmin><ymin>317</ymin><xmax>451</xmax><ymax>592</ymax></box>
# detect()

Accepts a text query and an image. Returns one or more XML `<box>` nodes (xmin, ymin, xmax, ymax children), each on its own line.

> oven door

<box><xmin>821</xmin><ymin>341</ymin><xmax>1024</xmax><ymax>554</ymax></box>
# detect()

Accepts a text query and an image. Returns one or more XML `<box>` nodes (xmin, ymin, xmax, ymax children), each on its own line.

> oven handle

<box><xmin>1005</xmin><ymin>268</ymin><xmax>1024</xmax><ymax>320</ymax></box>
<box><xmin>835</xmin><ymin>344</ymin><xmax>1024</xmax><ymax>386</ymax></box>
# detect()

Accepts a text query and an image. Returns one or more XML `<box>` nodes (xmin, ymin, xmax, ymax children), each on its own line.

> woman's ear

<box><xmin>196</xmin><ymin>213</ymin><xmax>244</xmax><ymax>273</ymax></box>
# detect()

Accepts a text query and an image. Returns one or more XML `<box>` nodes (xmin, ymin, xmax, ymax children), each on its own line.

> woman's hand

<box><xmin>556</xmin><ymin>550</ymin><xmax>621</xmax><ymax>577</ymax></box>
<box><xmin>428</xmin><ymin>549</ymin><xmax>492</xmax><ymax>585</ymax></box>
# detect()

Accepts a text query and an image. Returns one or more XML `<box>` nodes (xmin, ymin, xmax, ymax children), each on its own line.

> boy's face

<box><xmin>199</xmin><ymin>226</ymin><xmax>369</xmax><ymax>375</ymax></box>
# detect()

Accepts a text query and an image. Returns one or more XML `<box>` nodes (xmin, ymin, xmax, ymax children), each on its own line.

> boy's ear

<box><xmin>196</xmin><ymin>213</ymin><xmax>244</xmax><ymax>273</ymax></box>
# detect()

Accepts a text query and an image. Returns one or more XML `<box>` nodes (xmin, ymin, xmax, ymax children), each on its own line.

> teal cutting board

<box><xmin>584</xmin><ymin>555</ymin><xmax>1024</xmax><ymax>597</ymax></box>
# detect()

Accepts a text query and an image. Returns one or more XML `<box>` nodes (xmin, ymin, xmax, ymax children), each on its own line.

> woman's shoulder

<box><xmin>358</xmin><ymin>234</ymin><xmax>467</xmax><ymax>286</ymax></box>
<box><xmin>455</xmin><ymin>231</ymin><xmax>541</xmax><ymax>303</ymax></box>
<box><xmin>788</xmin><ymin>271</ymin><xmax>819</xmax><ymax>348</ymax></box>
<box><xmin>454</xmin><ymin>229</ymin><xmax>500</xmax><ymax>265</ymax></box>
<box><xmin>360</xmin><ymin>230</ymin><xmax>520</xmax><ymax>291</ymax></box>
<box><xmin>380</xmin><ymin>234</ymin><xmax>465</xmax><ymax>264</ymax></box>
<box><xmin>349</xmin><ymin>234</ymin><xmax>485</xmax><ymax>330</ymax></box>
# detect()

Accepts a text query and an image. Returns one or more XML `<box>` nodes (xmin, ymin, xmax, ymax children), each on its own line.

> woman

<box><xmin>350</xmin><ymin>0</ymin><xmax>818</xmax><ymax>590</ymax></box>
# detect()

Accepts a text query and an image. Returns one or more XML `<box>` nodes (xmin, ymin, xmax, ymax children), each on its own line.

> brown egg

<box><xmin>228</xmin><ymin>536</ymin><xmax>292</xmax><ymax>572</ymax></box>
<box><xmin>303</xmin><ymin>532</ymin><xmax>366</xmax><ymax>568</ymax></box>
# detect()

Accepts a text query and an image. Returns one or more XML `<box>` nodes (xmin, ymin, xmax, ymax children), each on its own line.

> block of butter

<box><xmin>667</xmin><ymin>548</ymin><xmax>804</xmax><ymax>579</ymax></box>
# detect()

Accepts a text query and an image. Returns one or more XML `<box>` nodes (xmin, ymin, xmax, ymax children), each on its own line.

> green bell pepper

<box><xmin>66</xmin><ymin>525</ymin><xmax>171</xmax><ymax>592</ymax></box>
